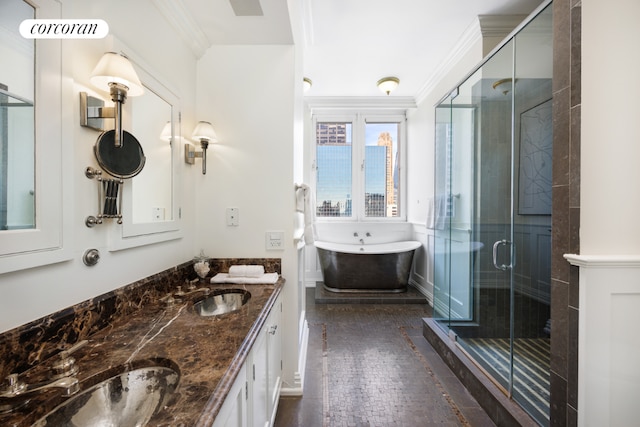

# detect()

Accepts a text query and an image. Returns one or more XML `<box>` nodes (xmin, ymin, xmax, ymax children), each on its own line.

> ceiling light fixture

<box><xmin>303</xmin><ymin>77</ymin><xmax>312</xmax><ymax>93</ymax></box>
<box><xmin>377</xmin><ymin>77</ymin><xmax>400</xmax><ymax>95</ymax></box>
<box><xmin>492</xmin><ymin>78</ymin><xmax>515</xmax><ymax>95</ymax></box>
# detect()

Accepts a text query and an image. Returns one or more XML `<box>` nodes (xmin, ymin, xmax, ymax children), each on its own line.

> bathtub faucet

<box><xmin>359</xmin><ymin>238</ymin><xmax>365</xmax><ymax>245</ymax></box>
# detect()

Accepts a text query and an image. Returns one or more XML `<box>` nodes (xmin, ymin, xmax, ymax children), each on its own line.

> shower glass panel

<box><xmin>432</xmin><ymin>3</ymin><xmax>552</xmax><ymax>426</ymax></box>
<box><xmin>511</xmin><ymin>5</ymin><xmax>553</xmax><ymax>423</ymax></box>
<box><xmin>433</xmin><ymin>91</ymin><xmax>476</xmax><ymax>324</ymax></box>
<box><xmin>433</xmin><ymin>102</ymin><xmax>452</xmax><ymax>325</ymax></box>
<box><xmin>451</xmin><ymin>38</ymin><xmax>516</xmax><ymax>397</ymax></box>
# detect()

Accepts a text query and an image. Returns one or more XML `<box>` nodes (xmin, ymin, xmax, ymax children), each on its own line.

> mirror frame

<box><xmin>106</xmin><ymin>37</ymin><xmax>183</xmax><ymax>251</ymax></box>
<box><xmin>0</xmin><ymin>0</ymin><xmax>72</xmax><ymax>274</ymax></box>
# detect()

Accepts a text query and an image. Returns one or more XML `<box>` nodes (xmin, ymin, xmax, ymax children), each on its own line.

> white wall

<box><xmin>0</xmin><ymin>0</ymin><xmax>198</xmax><ymax>332</ymax></box>
<box><xmin>572</xmin><ymin>1</ymin><xmax>640</xmax><ymax>425</ymax></box>
<box><xmin>581</xmin><ymin>0</ymin><xmax>640</xmax><ymax>255</ymax></box>
<box><xmin>195</xmin><ymin>45</ymin><xmax>302</xmax><ymax>392</ymax></box>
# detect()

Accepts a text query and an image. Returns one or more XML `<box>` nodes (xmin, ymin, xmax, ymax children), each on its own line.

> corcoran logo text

<box><xmin>19</xmin><ymin>19</ymin><xmax>109</xmax><ymax>39</ymax></box>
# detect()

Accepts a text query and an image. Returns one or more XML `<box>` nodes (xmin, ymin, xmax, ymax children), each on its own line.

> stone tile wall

<box><xmin>550</xmin><ymin>0</ymin><xmax>581</xmax><ymax>425</ymax></box>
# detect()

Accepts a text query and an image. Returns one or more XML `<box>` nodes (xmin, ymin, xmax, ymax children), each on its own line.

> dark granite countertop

<box><xmin>0</xmin><ymin>280</ymin><xmax>284</xmax><ymax>427</ymax></box>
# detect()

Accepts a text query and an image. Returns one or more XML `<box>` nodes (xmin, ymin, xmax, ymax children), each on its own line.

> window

<box><xmin>314</xmin><ymin>113</ymin><xmax>405</xmax><ymax>220</ymax></box>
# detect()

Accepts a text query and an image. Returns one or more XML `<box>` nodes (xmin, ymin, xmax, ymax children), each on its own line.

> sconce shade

<box><xmin>160</xmin><ymin>121</ymin><xmax>172</xmax><ymax>142</ymax></box>
<box><xmin>303</xmin><ymin>77</ymin><xmax>312</xmax><ymax>92</ymax></box>
<box><xmin>377</xmin><ymin>76</ymin><xmax>400</xmax><ymax>95</ymax></box>
<box><xmin>192</xmin><ymin>121</ymin><xmax>218</xmax><ymax>142</ymax></box>
<box><xmin>90</xmin><ymin>52</ymin><xmax>144</xmax><ymax>96</ymax></box>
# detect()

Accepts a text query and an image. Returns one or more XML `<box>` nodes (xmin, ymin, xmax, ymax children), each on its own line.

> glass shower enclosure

<box><xmin>433</xmin><ymin>3</ymin><xmax>553</xmax><ymax>425</ymax></box>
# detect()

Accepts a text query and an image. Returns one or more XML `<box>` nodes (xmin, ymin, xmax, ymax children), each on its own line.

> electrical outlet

<box><xmin>152</xmin><ymin>207</ymin><xmax>165</xmax><ymax>221</ymax></box>
<box><xmin>226</xmin><ymin>207</ymin><xmax>239</xmax><ymax>226</ymax></box>
<box><xmin>265</xmin><ymin>231</ymin><xmax>284</xmax><ymax>250</ymax></box>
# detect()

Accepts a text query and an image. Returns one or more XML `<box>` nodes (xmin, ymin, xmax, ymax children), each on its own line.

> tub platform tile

<box><xmin>314</xmin><ymin>282</ymin><xmax>428</xmax><ymax>304</ymax></box>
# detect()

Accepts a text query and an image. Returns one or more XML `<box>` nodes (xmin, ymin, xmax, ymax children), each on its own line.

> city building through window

<box><xmin>314</xmin><ymin>113</ymin><xmax>404</xmax><ymax>220</ymax></box>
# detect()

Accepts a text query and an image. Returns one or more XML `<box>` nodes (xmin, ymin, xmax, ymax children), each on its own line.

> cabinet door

<box><xmin>213</xmin><ymin>364</ymin><xmax>247</xmax><ymax>427</ymax></box>
<box><xmin>251</xmin><ymin>327</ymin><xmax>269</xmax><ymax>427</ymax></box>
<box><xmin>267</xmin><ymin>299</ymin><xmax>282</xmax><ymax>424</ymax></box>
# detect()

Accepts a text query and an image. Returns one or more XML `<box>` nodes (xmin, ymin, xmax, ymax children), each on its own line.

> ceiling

<box><xmin>168</xmin><ymin>0</ymin><xmax>545</xmax><ymax>98</ymax></box>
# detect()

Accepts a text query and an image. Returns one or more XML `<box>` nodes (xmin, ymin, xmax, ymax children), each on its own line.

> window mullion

<box><xmin>353</xmin><ymin>114</ymin><xmax>366</xmax><ymax>220</ymax></box>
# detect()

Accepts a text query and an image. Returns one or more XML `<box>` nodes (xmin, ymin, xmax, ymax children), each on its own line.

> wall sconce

<box><xmin>80</xmin><ymin>52</ymin><xmax>144</xmax><ymax>148</ymax></box>
<box><xmin>377</xmin><ymin>76</ymin><xmax>399</xmax><ymax>95</ymax></box>
<box><xmin>185</xmin><ymin>121</ymin><xmax>218</xmax><ymax>175</ymax></box>
<box><xmin>303</xmin><ymin>77</ymin><xmax>312</xmax><ymax>93</ymax></box>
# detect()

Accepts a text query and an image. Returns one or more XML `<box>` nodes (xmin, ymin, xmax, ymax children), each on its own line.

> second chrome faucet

<box><xmin>0</xmin><ymin>340</ymin><xmax>87</xmax><ymax>413</ymax></box>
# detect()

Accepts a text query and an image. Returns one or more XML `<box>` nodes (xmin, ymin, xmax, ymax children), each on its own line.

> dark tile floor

<box><xmin>274</xmin><ymin>287</ymin><xmax>496</xmax><ymax>427</ymax></box>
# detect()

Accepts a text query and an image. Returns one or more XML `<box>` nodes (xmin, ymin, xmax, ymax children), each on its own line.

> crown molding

<box><xmin>415</xmin><ymin>18</ymin><xmax>482</xmax><ymax>105</ymax></box>
<box><xmin>152</xmin><ymin>0</ymin><xmax>210</xmax><ymax>59</ymax></box>
<box><xmin>478</xmin><ymin>15</ymin><xmax>527</xmax><ymax>38</ymax></box>
<box><xmin>304</xmin><ymin>96</ymin><xmax>416</xmax><ymax>112</ymax></box>
<box><xmin>415</xmin><ymin>13</ymin><xmax>535</xmax><ymax>106</ymax></box>
<box><xmin>301</xmin><ymin>0</ymin><xmax>315</xmax><ymax>47</ymax></box>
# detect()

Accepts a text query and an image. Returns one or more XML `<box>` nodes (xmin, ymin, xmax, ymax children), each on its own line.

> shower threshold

<box><xmin>422</xmin><ymin>318</ymin><xmax>541</xmax><ymax>427</ymax></box>
<box><xmin>460</xmin><ymin>337</ymin><xmax>550</xmax><ymax>426</ymax></box>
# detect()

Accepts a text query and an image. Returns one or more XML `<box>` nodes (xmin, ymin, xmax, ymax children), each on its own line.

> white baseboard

<box><xmin>280</xmin><ymin>374</ymin><xmax>303</xmax><ymax>396</ymax></box>
<box><xmin>410</xmin><ymin>278</ymin><xmax>433</xmax><ymax>306</ymax></box>
<box><xmin>281</xmin><ymin>317</ymin><xmax>309</xmax><ymax>397</ymax></box>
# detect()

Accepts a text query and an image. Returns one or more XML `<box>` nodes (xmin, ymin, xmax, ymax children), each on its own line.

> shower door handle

<box><xmin>492</xmin><ymin>239</ymin><xmax>514</xmax><ymax>271</ymax></box>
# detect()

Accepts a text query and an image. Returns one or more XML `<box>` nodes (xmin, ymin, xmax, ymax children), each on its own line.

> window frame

<box><xmin>311</xmin><ymin>110</ymin><xmax>407</xmax><ymax>222</ymax></box>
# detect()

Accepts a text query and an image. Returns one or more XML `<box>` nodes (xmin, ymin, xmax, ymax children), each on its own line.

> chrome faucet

<box><xmin>359</xmin><ymin>238</ymin><xmax>365</xmax><ymax>245</ymax></box>
<box><xmin>0</xmin><ymin>340</ymin><xmax>87</xmax><ymax>413</ymax></box>
<box><xmin>50</xmin><ymin>340</ymin><xmax>87</xmax><ymax>379</ymax></box>
<box><xmin>160</xmin><ymin>283</ymin><xmax>210</xmax><ymax>307</ymax></box>
<box><xmin>0</xmin><ymin>373</ymin><xmax>79</xmax><ymax>399</ymax></box>
<box><xmin>173</xmin><ymin>284</ymin><xmax>210</xmax><ymax>297</ymax></box>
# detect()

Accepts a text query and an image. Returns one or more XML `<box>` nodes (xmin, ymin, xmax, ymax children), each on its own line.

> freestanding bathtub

<box><xmin>314</xmin><ymin>240</ymin><xmax>422</xmax><ymax>293</ymax></box>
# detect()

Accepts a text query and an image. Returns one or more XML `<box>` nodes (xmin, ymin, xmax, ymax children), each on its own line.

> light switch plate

<box><xmin>265</xmin><ymin>231</ymin><xmax>284</xmax><ymax>250</ymax></box>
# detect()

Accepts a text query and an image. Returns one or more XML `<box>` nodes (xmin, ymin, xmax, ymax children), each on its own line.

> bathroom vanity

<box><xmin>0</xmin><ymin>259</ymin><xmax>283</xmax><ymax>426</ymax></box>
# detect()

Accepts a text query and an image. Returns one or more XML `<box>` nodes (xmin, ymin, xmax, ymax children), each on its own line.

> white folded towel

<box><xmin>295</xmin><ymin>185</ymin><xmax>305</xmax><ymax>212</ymax></box>
<box><xmin>210</xmin><ymin>272</ymin><xmax>279</xmax><ymax>284</ymax></box>
<box><xmin>301</xmin><ymin>184</ymin><xmax>316</xmax><ymax>244</ymax></box>
<box><xmin>228</xmin><ymin>265</ymin><xmax>265</xmax><ymax>277</ymax></box>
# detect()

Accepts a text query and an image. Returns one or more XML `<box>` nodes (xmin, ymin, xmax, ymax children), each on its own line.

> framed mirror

<box><xmin>130</xmin><ymin>85</ymin><xmax>173</xmax><ymax>224</ymax></box>
<box><xmin>106</xmin><ymin>38</ymin><xmax>182</xmax><ymax>250</ymax></box>
<box><xmin>1</xmin><ymin>1</ymin><xmax>35</xmax><ymax>231</ymax></box>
